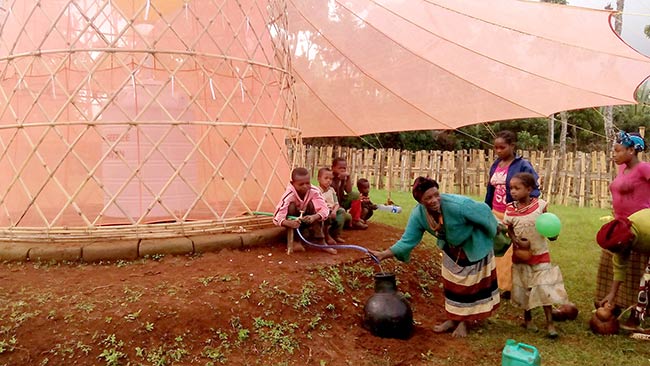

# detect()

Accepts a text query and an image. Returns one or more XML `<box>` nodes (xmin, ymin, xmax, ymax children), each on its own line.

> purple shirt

<box><xmin>610</xmin><ymin>162</ymin><xmax>650</xmax><ymax>219</ymax></box>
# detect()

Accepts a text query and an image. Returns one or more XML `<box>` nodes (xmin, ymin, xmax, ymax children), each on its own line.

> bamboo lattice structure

<box><xmin>0</xmin><ymin>0</ymin><xmax>298</xmax><ymax>242</ymax></box>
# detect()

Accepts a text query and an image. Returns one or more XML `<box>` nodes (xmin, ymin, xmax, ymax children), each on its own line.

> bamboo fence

<box><xmin>297</xmin><ymin>145</ymin><xmax>646</xmax><ymax>209</ymax></box>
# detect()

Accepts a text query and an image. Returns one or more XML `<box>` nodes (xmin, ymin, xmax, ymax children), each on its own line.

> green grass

<box><xmin>368</xmin><ymin>188</ymin><xmax>650</xmax><ymax>366</ymax></box>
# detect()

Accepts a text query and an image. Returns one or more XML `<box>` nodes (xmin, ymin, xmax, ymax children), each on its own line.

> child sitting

<box><xmin>331</xmin><ymin>157</ymin><xmax>366</xmax><ymax>230</ymax></box>
<box><xmin>357</xmin><ymin>178</ymin><xmax>377</xmax><ymax>223</ymax></box>
<box><xmin>503</xmin><ymin>172</ymin><xmax>569</xmax><ymax>338</ymax></box>
<box><xmin>273</xmin><ymin>167</ymin><xmax>336</xmax><ymax>255</ymax></box>
<box><xmin>317</xmin><ymin>167</ymin><xmax>346</xmax><ymax>244</ymax></box>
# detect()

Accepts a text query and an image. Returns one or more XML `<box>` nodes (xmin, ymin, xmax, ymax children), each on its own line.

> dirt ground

<box><xmin>0</xmin><ymin>223</ymin><xmax>490</xmax><ymax>366</ymax></box>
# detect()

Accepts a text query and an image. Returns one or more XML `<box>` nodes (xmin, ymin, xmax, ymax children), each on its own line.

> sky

<box><xmin>566</xmin><ymin>0</ymin><xmax>650</xmax><ymax>56</ymax></box>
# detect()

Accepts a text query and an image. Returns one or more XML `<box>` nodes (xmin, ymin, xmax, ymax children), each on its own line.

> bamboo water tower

<box><xmin>0</xmin><ymin>0</ymin><xmax>297</xmax><ymax>254</ymax></box>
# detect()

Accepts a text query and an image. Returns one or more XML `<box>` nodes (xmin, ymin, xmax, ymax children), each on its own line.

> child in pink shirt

<box><xmin>273</xmin><ymin>167</ymin><xmax>336</xmax><ymax>254</ymax></box>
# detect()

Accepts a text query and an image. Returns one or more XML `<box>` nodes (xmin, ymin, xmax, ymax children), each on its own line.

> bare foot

<box><xmin>451</xmin><ymin>321</ymin><xmax>468</xmax><ymax>338</ymax></box>
<box><xmin>322</xmin><ymin>247</ymin><xmax>337</xmax><ymax>255</ymax></box>
<box><xmin>290</xmin><ymin>242</ymin><xmax>306</xmax><ymax>252</ymax></box>
<box><xmin>325</xmin><ymin>237</ymin><xmax>337</xmax><ymax>245</ymax></box>
<box><xmin>522</xmin><ymin>322</ymin><xmax>539</xmax><ymax>332</ymax></box>
<box><xmin>547</xmin><ymin>324</ymin><xmax>558</xmax><ymax>339</ymax></box>
<box><xmin>333</xmin><ymin>236</ymin><xmax>346</xmax><ymax>243</ymax></box>
<box><xmin>433</xmin><ymin>320</ymin><xmax>457</xmax><ymax>333</ymax></box>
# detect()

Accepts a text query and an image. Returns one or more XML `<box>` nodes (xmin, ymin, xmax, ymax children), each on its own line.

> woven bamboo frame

<box><xmin>0</xmin><ymin>0</ymin><xmax>300</xmax><ymax>242</ymax></box>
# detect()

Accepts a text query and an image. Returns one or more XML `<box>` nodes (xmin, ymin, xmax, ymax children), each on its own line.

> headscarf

<box><xmin>596</xmin><ymin>217</ymin><xmax>635</xmax><ymax>252</ymax></box>
<box><xmin>411</xmin><ymin>176</ymin><xmax>439</xmax><ymax>203</ymax></box>
<box><xmin>617</xmin><ymin>131</ymin><xmax>645</xmax><ymax>152</ymax></box>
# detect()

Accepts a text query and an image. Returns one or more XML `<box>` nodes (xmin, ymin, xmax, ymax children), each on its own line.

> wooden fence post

<box><xmin>300</xmin><ymin>145</ymin><xmax>614</xmax><ymax>208</ymax></box>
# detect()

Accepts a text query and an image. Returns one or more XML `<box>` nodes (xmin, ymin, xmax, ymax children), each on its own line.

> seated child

<box><xmin>273</xmin><ymin>167</ymin><xmax>336</xmax><ymax>255</ymax></box>
<box><xmin>357</xmin><ymin>178</ymin><xmax>377</xmax><ymax>223</ymax></box>
<box><xmin>317</xmin><ymin>167</ymin><xmax>346</xmax><ymax>244</ymax></box>
<box><xmin>331</xmin><ymin>157</ymin><xmax>366</xmax><ymax>230</ymax></box>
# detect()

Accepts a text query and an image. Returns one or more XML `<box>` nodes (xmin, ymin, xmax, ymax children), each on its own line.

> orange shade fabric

<box><xmin>287</xmin><ymin>0</ymin><xmax>650</xmax><ymax>137</ymax></box>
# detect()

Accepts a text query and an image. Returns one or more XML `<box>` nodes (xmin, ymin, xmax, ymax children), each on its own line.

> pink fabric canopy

<box><xmin>287</xmin><ymin>0</ymin><xmax>650</xmax><ymax>137</ymax></box>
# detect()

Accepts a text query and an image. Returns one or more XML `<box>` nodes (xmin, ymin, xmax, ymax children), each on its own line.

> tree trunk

<box><xmin>603</xmin><ymin>0</ymin><xmax>625</xmax><ymax>151</ymax></box>
<box><xmin>559</xmin><ymin>111</ymin><xmax>568</xmax><ymax>156</ymax></box>
<box><xmin>615</xmin><ymin>0</ymin><xmax>625</xmax><ymax>34</ymax></box>
<box><xmin>547</xmin><ymin>115</ymin><xmax>554</xmax><ymax>154</ymax></box>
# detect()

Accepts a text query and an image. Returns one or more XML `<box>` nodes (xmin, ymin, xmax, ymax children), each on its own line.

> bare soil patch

<box><xmin>0</xmin><ymin>223</ymin><xmax>485</xmax><ymax>366</ymax></box>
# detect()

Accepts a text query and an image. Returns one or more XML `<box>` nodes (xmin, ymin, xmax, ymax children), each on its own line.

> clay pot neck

<box><xmin>374</xmin><ymin>272</ymin><xmax>397</xmax><ymax>293</ymax></box>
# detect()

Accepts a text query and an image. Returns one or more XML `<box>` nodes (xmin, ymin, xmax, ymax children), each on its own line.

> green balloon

<box><xmin>535</xmin><ymin>213</ymin><xmax>561</xmax><ymax>238</ymax></box>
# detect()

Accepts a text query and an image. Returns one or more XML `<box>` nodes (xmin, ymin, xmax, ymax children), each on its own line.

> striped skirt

<box><xmin>596</xmin><ymin>249</ymin><xmax>650</xmax><ymax>308</ymax></box>
<box><xmin>441</xmin><ymin>246</ymin><xmax>500</xmax><ymax>321</ymax></box>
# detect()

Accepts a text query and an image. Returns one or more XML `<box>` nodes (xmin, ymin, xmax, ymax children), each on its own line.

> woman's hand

<box><xmin>597</xmin><ymin>295</ymin><xmax>615</xmax><ymax>309</ymax></box>
<box><xmin>368</xmin><ymin>248</ymin><xmax>394</xmax><ymax>261</ymax></box>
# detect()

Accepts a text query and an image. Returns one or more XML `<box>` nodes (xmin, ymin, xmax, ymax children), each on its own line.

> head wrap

<box><xmin>412</xmin><ymin>177</ymin><xmax>439</xmax><ymax>202</ymax></box>
<box><xmin>617</xmin><ymin>131</ymin><xmax>645</xmax><ymax>152</ymax></box>
<box><xmin>596</xmin><ymin>217</ymin><xmax>635</xmax><ymax>251</ymax></box>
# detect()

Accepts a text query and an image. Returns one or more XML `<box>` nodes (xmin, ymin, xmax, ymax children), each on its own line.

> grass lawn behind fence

<box><xmin>367</xmin><ymin>188</ymin><xmax>650</xmax><ymax>366</ymax></box>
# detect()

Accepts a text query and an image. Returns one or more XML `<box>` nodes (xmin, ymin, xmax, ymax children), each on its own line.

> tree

<box><xmin>602</xmin><ymin>1</ymin><xmax>626</xmax><ymax>151</ymax></box>
<box><xmin>542</xmin><ymin>0</ymin><xmax>567</xmax><ymax>154</ymax></box>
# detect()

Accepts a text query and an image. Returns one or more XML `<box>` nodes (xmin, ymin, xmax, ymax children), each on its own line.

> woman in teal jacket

<box><xmin>371</xmin><ymin>177</ymin><xmax>500</xmax><ymax>338</ymax></box>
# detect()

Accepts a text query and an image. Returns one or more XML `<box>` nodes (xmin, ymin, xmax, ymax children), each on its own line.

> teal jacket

<box><xmin>390</xmin><ymin>194</ymin><xmax>498</xmax><ymax>263</ymax></box>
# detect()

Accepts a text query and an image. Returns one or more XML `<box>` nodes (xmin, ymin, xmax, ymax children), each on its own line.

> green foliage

<box><xmin>294</xmin><ymin>281</ymin><xmax>318</xmax><ymax>309</ymax></box>
<box><xmin>516</xmin><ymin>131</ymin><xmax>541</xmax><ymax>150</ymax></box>
<box><xmin>97</xmin><ymin>334</ymin><xmax>125</xmax><ymax>366</ymax></box>
<box><xmin>252</xmin><ymin>317</ymin><xmax>299</xmax><ymax>354</ymax></box>
<box><xmin>303</xmin><ymin>100</ymin><xmax>650</xmax><ymax>152</ymax></box>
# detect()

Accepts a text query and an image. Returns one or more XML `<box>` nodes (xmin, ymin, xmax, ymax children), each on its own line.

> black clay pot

<box><xmin>363</xmin><ymin>272</ymin><xmax>413</xmax><ymax>339</ymax></box>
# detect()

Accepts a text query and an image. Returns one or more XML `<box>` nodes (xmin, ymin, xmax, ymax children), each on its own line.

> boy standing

<box><xmin>273</xmin><ymin>167</ymin><xmax>336</xmax><ymax>254</ymax></box>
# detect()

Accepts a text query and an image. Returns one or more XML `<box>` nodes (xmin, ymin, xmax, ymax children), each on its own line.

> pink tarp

<box><xmin>287</xmin><ymin>0</ymin><xmax>650</xmax><ymax>137</ymax></box>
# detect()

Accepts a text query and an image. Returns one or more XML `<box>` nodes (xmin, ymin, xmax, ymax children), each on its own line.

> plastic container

<box><xmin>502</xmin><ymin>339</ymin><xmax>541</xmax><ymax>366</ymax></box>
<box><xmin>376</xmin><ymin>204</ymin><xmax>402</xmax><ymax>214</ymax></box>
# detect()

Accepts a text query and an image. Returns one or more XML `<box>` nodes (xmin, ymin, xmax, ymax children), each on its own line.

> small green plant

<box><xmin>202</xmin><ymin>346</ymin><xmax>227</xmax><ymax>364</ymax></box>
<box><xmin>294</xmin><ymin>281</ymin><xmax>318</xmax><ymax>309</ymax></box>
<box><xmin>198</xmin><ymin>276</ymin><xmax>216</xmax><ymax>286</ymax></box>
<box><xmin>253</xmin><ymin>317</ymin><xmax>299</xmax><ymax>354</ymax></box>
<box><xmin>0</xmin><ymin>336</ymin><xmax>17</xmax><ymax>354</ymax></box>
<box><xmin>75</xmin><ymin>302</ymin><xmax>95</xmax><ymax>313</ymax></box>
<box><xmin>115</xmin><ymin>260</ymin><xmax>129</xmax><ymax>268</ymax></box>
<box><xmin>144</xmin><ymin>322</ymin><xmax>155</xmax><ymax>332</ymax></box>
<box><xmin>97</xmin><ymin>334</ymin><xmax>125</xmax><ymax>366</ymax></box>
<box><xmin>318</xmin><ymin>268</ymin><xmax>345</xmax><ymax>294</ymax></box>
<box><xmin>124</xmin><ymin>309</ymin><xmax>141</xmax><ymax>321</ymax></box>
<box><xmin>123</xmin><ymin>286</ymin><xmax>143</xmax><ymax>303</ymax></box>
<box><xmin>75</xmin><ymin>341</ymin><xmax>92</xmax><ymax>355</ymax></box>
<box><xmin>237</xmin><ymin>328</ymin><xmax>250</xmax><ymax>343</ymax></box>
<box><xmin>307</xmin><ymin>314</ymin><xmax>322</xmax><ymax>330</ymax></box>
